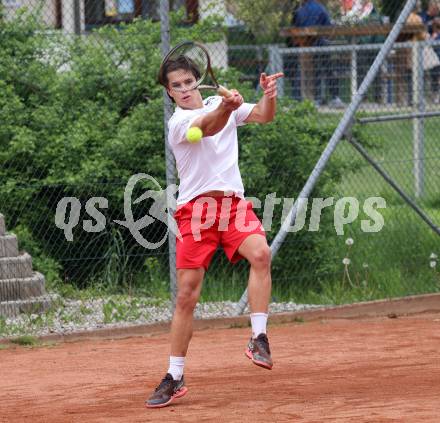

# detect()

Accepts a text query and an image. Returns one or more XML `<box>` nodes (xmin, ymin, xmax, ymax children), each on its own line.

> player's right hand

<box><xmin>221</xmin><ymin>89</ymin><xmax>243</xmax><ymax>111</ymax></box>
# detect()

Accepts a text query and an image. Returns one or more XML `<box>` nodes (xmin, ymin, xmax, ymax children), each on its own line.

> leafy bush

<box><xmin>0</xmin><ymin>10</ymin><xmax>368</xmax><ymax>295</ymax></box>
<box><xmin>0</xmin><ymin>11</ymin><xmax>225</xmax><ymax>287</ymax></box>
<box><xmin>237</xmin><ymin>99</ymin><xmax>356</xmax><ymax>291</ymax></box>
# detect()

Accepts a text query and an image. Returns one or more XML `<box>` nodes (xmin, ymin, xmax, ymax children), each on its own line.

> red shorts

<box><xmin>174</xmin><ymin>194</ymin><xmax>266</xmax><ymax>270</ymax></box>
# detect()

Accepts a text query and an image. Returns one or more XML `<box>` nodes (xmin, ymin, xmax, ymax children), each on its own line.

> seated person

<box><xmin>393</xmin><ymin>11</ymin><xmax>426</xmax><ymax>105</ymax></box>
<box><xmin>290</xmin><ymin>0</ymin><xmax>343</xmax><ymax>107</ymax></box>
<box><xmin>420</xmin><ymin>0</ymin><xmax>440</xmax><ymax>35</ymax></box>
<box><xmin>294</xmin><ymin>0</ymin><xmax>331</xmax><ymax>33</ymax></box>
<box><xmin>430</xmin><ymin>17</ymin><xmax>440</xmax><ymax>103</ymax></box>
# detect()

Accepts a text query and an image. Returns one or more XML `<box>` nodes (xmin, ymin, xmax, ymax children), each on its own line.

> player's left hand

<box><xmin>260</xmin><ymin>72</ymin><xmax>284</xmax><ymax>99</ymax></box>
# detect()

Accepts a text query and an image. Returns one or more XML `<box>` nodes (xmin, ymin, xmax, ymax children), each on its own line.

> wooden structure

<box><xmin>280</xmin><ymin>23</ymin><xmax>426</xmax><ymax>46</ymax></box>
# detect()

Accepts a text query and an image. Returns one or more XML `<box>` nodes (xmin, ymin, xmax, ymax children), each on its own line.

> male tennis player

<box><xmin>146</xmin><ymin>54</ymin><xmax>283</xmax><ymax>408</ymax></box>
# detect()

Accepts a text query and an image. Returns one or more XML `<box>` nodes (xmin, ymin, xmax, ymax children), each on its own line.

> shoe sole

<box><xmin>145</xmin><ymin>386</ymin><xmax>188</xmax><ymax>409</ymax></box>
<box><xmin>245</xmin><ymin>349</ymin><xmax>273</xmax><ymax>370</ymax></box>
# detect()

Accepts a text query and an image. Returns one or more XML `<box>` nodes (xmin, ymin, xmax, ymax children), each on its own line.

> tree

<box><xmin>226</xmin><ymin>0</ymin><xmax>297</xmax><ymax>43</ymax></box>
<box><xmin>379</xmin><ymin>0</ymin><xmax>404</xmax><ymax>22</ymax></box>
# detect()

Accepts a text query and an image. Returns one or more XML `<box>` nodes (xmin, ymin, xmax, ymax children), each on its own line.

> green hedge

<box><xmin>0</xmin><ymin>11</ymin><xmax>368</xmax><ymax>294</ymax></box>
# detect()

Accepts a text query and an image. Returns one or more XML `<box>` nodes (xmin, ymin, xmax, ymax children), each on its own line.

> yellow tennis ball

<box><xmin>186</xmin><ymin>126</ymin><xmax>203</xmax><ymax>143</ymax></box>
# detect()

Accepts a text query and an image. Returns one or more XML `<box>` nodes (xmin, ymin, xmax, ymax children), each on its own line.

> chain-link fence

<box><xmin>1</xmin><ymin>0</ymin><xmax>439</xmax><ymax>334</ymax></box>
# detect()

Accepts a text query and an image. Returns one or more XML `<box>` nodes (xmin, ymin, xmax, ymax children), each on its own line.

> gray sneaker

<box><xmin>145</xmin><ymin>373</ymin><xmax>188</xmax><ymax>408</ymax></box>
<box><xmin>245</xmin><ymin>333</ymin><xmax>273</xmax><ymax>370</ymax></box>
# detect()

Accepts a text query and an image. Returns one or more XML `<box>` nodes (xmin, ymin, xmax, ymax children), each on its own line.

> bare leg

<box><xmin>237</xmin><ymin>234</ymin><xmax>272</xmax><ymax>313</ymax></box>
<box><xmin>238</xmin><ymin>234</ymin><xmax>273</xmax><ymax>369</ymax></box>
<box><xmin>145</xmin><ymin>268</ymin><xmax>204</xmax><ymax>407</ymax></box>
<box><xmin>170</xmin><ymin>268</ymin><xmax>205</xmax><ymax>357</ymax></box>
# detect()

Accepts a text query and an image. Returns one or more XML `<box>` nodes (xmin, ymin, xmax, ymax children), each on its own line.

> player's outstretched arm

<box><xmin>190</xmin><ymin>90</ymin><xmax>243</xmax><ymax>137</ymax></box>
<box><xmin>244</xmin><ymin>72</ymin><xmax>284</xmax><ymax>124</ymax></box>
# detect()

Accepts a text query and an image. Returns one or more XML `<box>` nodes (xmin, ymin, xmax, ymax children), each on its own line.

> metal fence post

<box><xmin>381</xmin><ymin>58</ymin><xmax>391</xmax><ymax>104</ymax></box>
<box><xmin>413</xmin><ymin>41</ymin><xmax>425</xmax><ymax>198</ymax></box>
<box><xmin>351</xmin><ymin>48</ymin><xmax>358</xmax><ymax>101</ymax></box>
<box><xmin>159</xmin><ymin>0</ymin><xmax>178</xmax><ymax>310</ymax></box>
<box><xmin>268</xmin><ymin>46</ymin><xmax>284</xmax><ymax>97</ymax></box>
<box><xmin>73</xmin><ymin>0</ymin><xmax>81</xmax><ymax>35</ymax></box>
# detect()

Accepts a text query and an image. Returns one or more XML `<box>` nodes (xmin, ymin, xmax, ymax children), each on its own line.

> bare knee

<box><xmin>176</xmin><ymin>287</ymin><xmax>199</xmax><ymax>313</ymax></box>
<box><xmin>248</xmin><ymin>245</ymin><xmax>271</xmax><ymax>269</ymax></box>
<box><xmin>175</xmin><ymin>269</ymin><xmax>204</xmax><ymax>314</ymax></box>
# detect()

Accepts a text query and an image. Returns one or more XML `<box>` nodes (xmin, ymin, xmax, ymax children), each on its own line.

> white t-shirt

<box><xmin>167</xmin><ymin>96</ymin><xmax>255</xmax><ymax>205</ymax></box>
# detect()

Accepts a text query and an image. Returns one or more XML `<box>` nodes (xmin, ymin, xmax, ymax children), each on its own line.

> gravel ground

<box><xmin>0</xmin><ymin>294</ymin><xmax>322</xmax><ymax>338</ymax></box>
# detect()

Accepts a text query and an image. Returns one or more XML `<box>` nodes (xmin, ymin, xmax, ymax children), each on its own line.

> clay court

<box><xmin>1</xmin><ymin>311</ymin><xmax>440</xmax><ymax>423</ymax></box>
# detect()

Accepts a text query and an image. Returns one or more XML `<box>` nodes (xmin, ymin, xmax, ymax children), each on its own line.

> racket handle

<box><xmin>217</xmin><ymin>85</ymin><xmax>233</xmax><ymax>98</ymax></box>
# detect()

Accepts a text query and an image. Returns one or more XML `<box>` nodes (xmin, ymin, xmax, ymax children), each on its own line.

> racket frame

<box><xmin>160</xmin><ymin>41</ymin><xmax>233</xmax><ymax>97</ymax></box>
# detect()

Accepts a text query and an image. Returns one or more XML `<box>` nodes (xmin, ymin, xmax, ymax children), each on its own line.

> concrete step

<box><xmin>0</xmin><ymin>296</ymin><xmax>51</xmax><ymax>318</ymax></box>
<box><xmin>0</xmin><ymin>214</ymin><xmax>5</xmax><ymax>236</ymax></box>
<box><xmin>0</xmin><ymin>234</ymin><xmax>19</xmax><ymax>258</ymax></box>
<box><xmin>0</xmin><ymin>253</ymin><xmax>33</xmax><ymax>280</ymax></box>
<box><xmin>0</xmin><ymin>272</ymin><xmax>46</xmax><ymax>301</ymax></box>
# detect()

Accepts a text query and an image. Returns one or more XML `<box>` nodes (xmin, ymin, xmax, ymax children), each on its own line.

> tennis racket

<box><xmin>160</xmin><ymin>41</ymin><xmax>233</xmax><ymax>97</ymax></box>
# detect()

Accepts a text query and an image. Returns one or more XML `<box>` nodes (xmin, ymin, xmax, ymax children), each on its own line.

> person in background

<box><xmin>341</xmin><ymin>0</ymin><xmax>374</xmax><ymax>22</ymax></box>
<box><xmin>393</xmin><ymin>8</ymin><xmax>426</xmax><ymax>105</ymax></box>
<box><xmin>430</xmin><ymin>17</ymin><xmax>440</xmax><ymax>103</ymax></box>
<box><xmin>294</xmin><ymin>0</ymin><xmax>332</xmax><ymax>28</ymax></box>
<box><xmin>340</xmin><ymin>0</ymin><xmax>354</xmax><ymax>16</ymax></box>
<box><xmin>291</xmin><ymin>0</ymin><xmax>344</xmax><ymax>107</ymax></box>
<box><xmin>420</xmin><ymin>0</ymin><xmax>440</xmax><ymax>35</ymax></box>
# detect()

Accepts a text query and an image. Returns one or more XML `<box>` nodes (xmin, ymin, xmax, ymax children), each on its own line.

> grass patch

<box><xmin>10</xmin><ymin>335</ymin><xmax>39</xmax><ymax>346</ymax></box>
<box><xmin>0</xmin><ymin>343</ymin><xmax>12</xmax><ymax>350</ymax></box>
<box><xmin>229</xmin><ymin>321</ymin><xmax>250</xmax><ymax>329</ymax></box>
<box><xmin>0</xmin><ymin>316</ymin><xmax>6</xmax><ymax>335</ymax></box>
<box><xmin>1</xmin><ymin>339</ymin><xmax>58</xmax><ymax>349</ymax></box>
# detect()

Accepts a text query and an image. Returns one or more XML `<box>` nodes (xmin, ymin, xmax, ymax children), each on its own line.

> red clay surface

<box><xmin>1</xmin><ymin>314</ymin><xmax>440</xmax><ymax>422</ymax></box>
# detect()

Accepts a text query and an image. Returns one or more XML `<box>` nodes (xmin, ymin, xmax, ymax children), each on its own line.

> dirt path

<box><xmin>1</xmin><ymin>314</ymin><xmax>440</xmax><ymax>422</ymax></box>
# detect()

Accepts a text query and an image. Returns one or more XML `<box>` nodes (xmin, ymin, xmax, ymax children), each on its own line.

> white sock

<box><xmin>168</xmin><ymin>356</ymin><xmax>185</xmax><ymax>381</ymax></box>
<box><xmin>250</xmin><ymin>313</ymin><xmax>268</xmax><ymax>338</ymax></box>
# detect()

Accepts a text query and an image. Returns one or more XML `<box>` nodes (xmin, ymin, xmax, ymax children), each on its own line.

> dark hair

<box><xmin>158</xmin><ymin>55</ymin><xmax>201</xmax><ymax>88</ymax></box>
